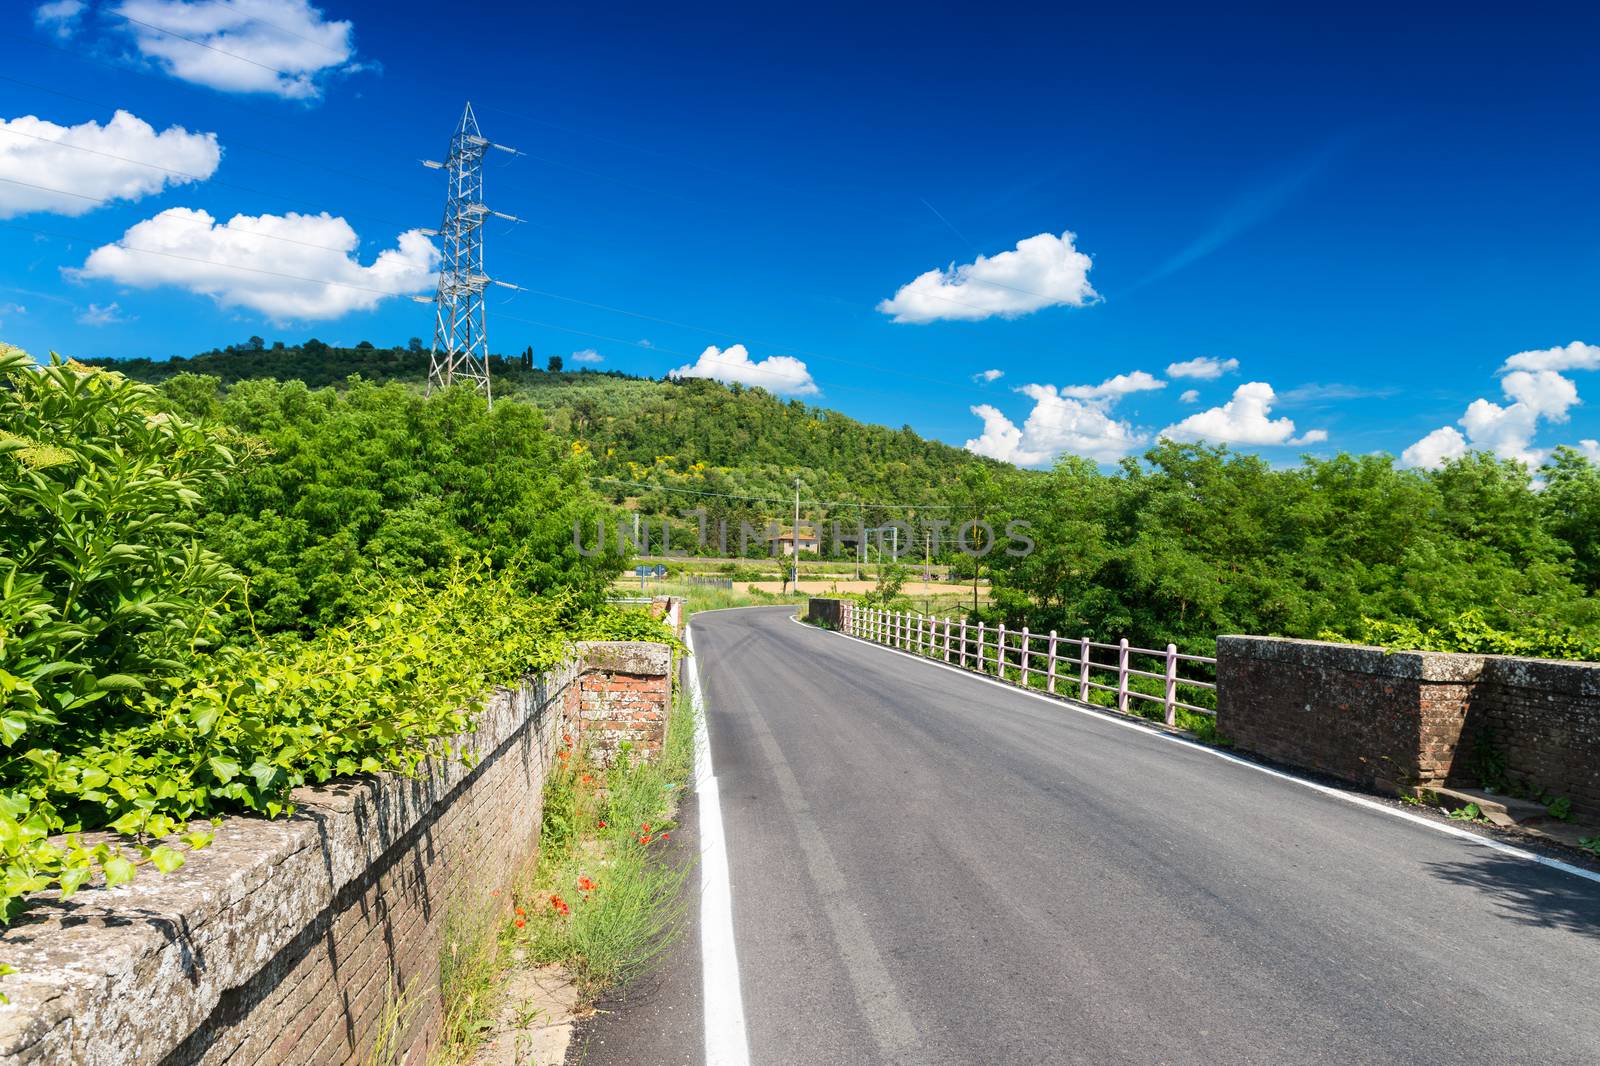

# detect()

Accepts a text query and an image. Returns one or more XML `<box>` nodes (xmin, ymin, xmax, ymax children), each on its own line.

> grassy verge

<box><xmin>515</xmin><ymin>686</ymin><xmax>696</xmax><ymax>999</ymax></box>
<box><xmin>427</xmin><ymin>686</ymin><xmax>699</xmax><ymax>1064</ymax></box>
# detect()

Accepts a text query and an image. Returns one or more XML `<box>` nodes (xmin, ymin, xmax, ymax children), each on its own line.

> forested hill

<box><xmin>90</xmin><ymin>338</ymin><xmax>1015</xmax><ymax>524</ymax></box>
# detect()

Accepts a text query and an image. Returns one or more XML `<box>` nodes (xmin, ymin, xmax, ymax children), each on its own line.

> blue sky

<box><xmin>4</xmin><ymin>4</ymin><xmax>1599</xmax><ymax>469</ymax></box>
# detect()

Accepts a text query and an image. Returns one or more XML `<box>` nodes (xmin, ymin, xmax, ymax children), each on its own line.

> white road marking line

<box><xmin>688</xmin><ymin>622</ymin><xmax>752</xmax><ymax>1066</ymax></box>
<box><xmin>790</xmin><ymin>611</ymin><xmax>1600</xmax><ymax>888</ymax></box>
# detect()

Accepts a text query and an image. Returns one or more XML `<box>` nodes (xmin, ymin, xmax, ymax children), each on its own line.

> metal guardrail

<box><xmin>840</xmin><ymin>603</ymin><xmax>1217</xmax><ymax>726</ymax></box>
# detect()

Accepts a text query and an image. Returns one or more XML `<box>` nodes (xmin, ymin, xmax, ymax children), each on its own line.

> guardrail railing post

<box><xmin>1164</xmin><ymin>642</ymin><xmax>1178</xmax><ymax>727</ymax></box>
<box><xmin>1047</xmin><ymin>630</ymin><xmax>1057</xmax><ymax>694</ymax></box>
<box><xmin>976</xmin><ymin>621</ymin><xmax>986</xmax><ymax>673</ymax></box>
<box><xmin>1117</xmin><ymin>637</ymin><xmax>1130</xmax><ymax>713</ymax></box>
<box><xmin>1078</xmin><ymin>638</ymin><xmax>1090</xmax><ymax>701</ymax></box>
<box><xmin>944</xmin><ymin>617</ymin><xmax>952</xmax><ymax>662</ymax></box>
<box><xmin>997</xmin><ymin>623</ymin><xmax>1007</xmax><ymax>680</ymax></box>
<box><xmin>960</xmin><ymin>618</ymin><xmax>969</xmax><ymax>668</ymax></box>
<box><xmin>1020</xmin><ymin>626</ymin><xmax>1030</xmax><ymax>687</ymax></box>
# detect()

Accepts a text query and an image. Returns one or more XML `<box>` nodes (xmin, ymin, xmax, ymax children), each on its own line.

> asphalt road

<box><xmin>688</xmin><ymin>605</ymin><xmax>1600</xmax><ymax>1066</ymax></box>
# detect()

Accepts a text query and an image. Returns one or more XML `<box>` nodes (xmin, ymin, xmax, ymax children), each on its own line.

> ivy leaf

<box><xmin>102</xmin><ymin>855</ymin><xmax>136</xmax><ymax>888</ymax></box>
<box><xmin>148</xmin><ymin>846</ymin><xmax>185</xmax><ymax>874</ymax></box>
<box><xmin>207</xmin><ymin>756</ymin><xmax>241</xmax><ymax>783</ymax></box>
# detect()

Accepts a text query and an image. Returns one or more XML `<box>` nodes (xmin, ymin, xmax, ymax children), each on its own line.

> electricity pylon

<box><xmin>418</xmin><ymin>102</ymin><xmax>522</xmax><ymax>405</ymax></box>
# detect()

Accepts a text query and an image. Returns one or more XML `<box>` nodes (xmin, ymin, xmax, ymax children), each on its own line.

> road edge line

<box><xmin>790</xmin><ymin>613</ymin><xmax>1600</xmax><ymax>888</ymax></box>
<box><xmin>687</xmin><ymin>622</ymin><xmax>753</xmax><ymax>1066</ymax></box>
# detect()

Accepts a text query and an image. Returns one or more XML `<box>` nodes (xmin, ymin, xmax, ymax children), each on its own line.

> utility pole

<box><xmin>792</xmin><ymin>476</ymin><xmax>801</xmax><ymax>592</ymax></box>
<box><xmin>419</xmin><ymin>102</ymin><xmax>523</xmax><ymax>406</ymax></box>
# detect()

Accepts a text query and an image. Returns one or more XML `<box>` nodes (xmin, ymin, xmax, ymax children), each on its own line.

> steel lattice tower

<box><xmin>420</xmin><ymin>102</ymin><xmax>520</xmax><ymax>404</ymax></box>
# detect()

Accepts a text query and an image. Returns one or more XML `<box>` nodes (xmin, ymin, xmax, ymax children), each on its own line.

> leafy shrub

<box><xmin>0</xmin><ymin>349</ymin><xmax>244</xmax><ymax>751</ymax></box>
<box><xmin>1324</xmin><ymin>608</ymin><xmax>1600</xmax><ymax>662</ymax></box>
<box><xmin>170</xmin><ymin>376</ymin><xmax>627</xmax><ymax>635</ymax></box>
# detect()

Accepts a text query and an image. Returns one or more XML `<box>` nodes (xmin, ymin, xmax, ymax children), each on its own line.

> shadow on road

<box><xmin>1425</xmin><ymin>855</ymin><xmax>1600</xmax><ymax>939</ymax></box>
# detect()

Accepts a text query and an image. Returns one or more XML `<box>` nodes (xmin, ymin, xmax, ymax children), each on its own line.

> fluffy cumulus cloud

<box><xmin>1579</xmin><ymin>440</ymin><xmax>1600</xmax><ymax>463</ymax></box>
<box><xmin>570</xmin><ymin>349</ymin><xmax>603</xmax><ymax>364</ymax></box>
<box><xmin>973</xmin><ymin>368</ymin><xmax>1003</xmax><ymax>383</ymax></box>
<box><xmin>1165</xmin><ymin>356</ymin><xmax>1239</xmax><ymax>380</ymax></box>
<box><xmin>1401</xmin><ymin>342</ymin><xmax>1600</xmax><ymax>469</ymax></box>
<box><xmin>0</xmin><ymin>110</ymin><xmax>219</xmax><ymax>218</ymax></box>
<box><xmin>1500</xmin><ymin>340</ymin><xmax>1600</xmax><ymax>373</ymax></box>
<box><xmin>34</xmin><ymin>0</ymin><xmax>86</xmax><ymax>37</ymax></box>
<box><xmin>1059</xmin><ymin>370</ymin><xmax>1165</xmax><ymax>402</ymax></box>
<box><xmin>1159</xmin><ymin>381</ymin><xmax>1326</xmax><ymax>447</ymax></box>
<box><xmin>963</xmin><ymin>367</ymin><xmax>1168</xmax><ymax>466</ymax></box>
<box><xmin>668</xmin><ymin>343</ymin><xmax>818</xmax><ymax>397</ymax></box>
<box><xmin>877</xmin><ymin>231</ymin><xmax>1098</xmax><ymax>324</ymax></box>
<box><xmin>1179</xmin><ymin>388</ymin><xmax>1200</xmax><ymax>404</ymax></box>
<box><xmin>76</xmin><ymin>207</ymin><xmax>437</xmax><ymax>320</ymax></box>
<box><xmin>67</xmin><ymin>0</ymin><xmax>362</xmax><ymax>99</ymax></box>
<box><xmin>966</xmin><ymin>385</ymin><xmax>1147</xmax><ymax>466</ymax></box>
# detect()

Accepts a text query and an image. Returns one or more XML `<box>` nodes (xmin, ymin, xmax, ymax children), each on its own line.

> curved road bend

<box><xmin>691</xmin><ymin>605</ymin><xmax>1600</xmax><ymax>1066</ymax></box>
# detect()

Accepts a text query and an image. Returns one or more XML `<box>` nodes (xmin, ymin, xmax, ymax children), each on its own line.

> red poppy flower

<box><xmin>578</xmin><ymin>877</ymin><xmax>596</xmax><ymax>892</ymax></box>
<box><xmin>597</xmin><ymin>820</ymin><xmax>607</xmax><ymax>828</ymax></box>
<box><xmin>515</xmin><ymin>906</ymin><xmax>525</xmax><ymax>917</ymax></box>
<box><xmin>640</xmin><ymin>834</ymin><xmax>652</xmax><ymax>844</ymax></box>
<box><xmin>514</xmin><ymin>919</ymin><xmax>525</xmax><ymax>928</ymax></box>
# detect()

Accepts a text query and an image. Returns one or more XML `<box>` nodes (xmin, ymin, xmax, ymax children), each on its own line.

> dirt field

<box><xmin>744</xmin><ymin>579</ymin><xmax>983</xmax><ymax>598</ymax></box>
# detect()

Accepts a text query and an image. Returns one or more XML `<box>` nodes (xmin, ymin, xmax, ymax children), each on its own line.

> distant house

<box><xmin>773</xmin><ymin>527</ymin><xmax>820</xmax><ymax>556</ymax></box>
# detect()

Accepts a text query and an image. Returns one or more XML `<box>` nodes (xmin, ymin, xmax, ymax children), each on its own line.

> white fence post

<box><xmin>1164</xmin><ymin>643</ymin><xmax>1178</xmax><ymax>727</ymax></box>
<box><xmin>1047</xmin><ymin>630</ymin><xmax>1057</xmax><ymax>694</ymax></box>
<box><xmin>960</xmin><ymin>618</ymin><xmax>969</xmax><ymax>668</ymax></box>
<box><xmin>1078</xmin><ymin>637</ymin><xmax>1090</xmax><ymax>701</ymax></box>
<box><xmin>1117</xmin><ymin>637</ymin><xmax>1130</xmax><ymax>713</ymax></box>
<box><xmin>997</xmin><ymin>623</ymin><xmax>1007</xmax><ymax>679</ymax></box>
<box><xmin>1020</xmin><ymin>627</ymin><xmax>1031</xmax><ymax>687</ymax></box>
<box><xmin>976</xmin><ymin>621</ymin><xmax>985</xmax><ymax>673</ymax></box>
<box><xmin>944</xmin><ymin>617</ymin><xmax>952</xmax><ymax>662</ymax></box>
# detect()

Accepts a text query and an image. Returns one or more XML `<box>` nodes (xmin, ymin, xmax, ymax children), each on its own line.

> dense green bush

<box><xmin>160</xmin><ymin>375</ymin><xmax>627</xmax><ymax>634</ymax></box>
<box><xmin>0</xmin><ymin>350</ymin><xmax>243</xmax><ymax>754</ymax></box>
<box><xmin>0</xmin><ymin>351</ymin><xmax>669</xmax><ymax>929</ymax></box>
<box><xmin>1326</xmin><ymin>608</ymin><xmax>1600</xmax><ymax>661</ymax></box>
<box><xmin>988</xmin><ymin>443</ymin><xmax>1600</xmax><ymax>658</ymax></box>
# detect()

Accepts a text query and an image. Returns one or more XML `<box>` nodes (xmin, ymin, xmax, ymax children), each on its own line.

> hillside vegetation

<box><xmin>93</xmin><ymin>339</ymin><xmax>1600</xmax><ymax>660</ymax></box>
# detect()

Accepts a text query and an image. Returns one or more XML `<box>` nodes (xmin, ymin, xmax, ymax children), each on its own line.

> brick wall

<box><xmin>0</xmin><ymin>642</ymin><xmax>672</xmax><ymax>1065</ymax></box>
<box><xmin>574</xmin><ymin>642</ymin><xmax>674</xmax><ymax>766</ymax></box>
<box><xmin>807</xmin><ymin>597</ymin><xmax>842</xmax><ymax>629</ymax></box>
<box><xmin>1216</xmin><ymin>636</ymin><xmax>1600</xmax><ymax>817</ymax></box>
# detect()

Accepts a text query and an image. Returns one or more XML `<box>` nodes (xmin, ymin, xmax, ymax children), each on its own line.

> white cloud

<box><xmin>1165</xmin><ymin>356</ymin><xmax>1239</xmax><ymax>380</ymax></box>
<box><xmin>1179</xmin><ymin>388</ymin><xmax>1200</xmax><ymax>404</ymax></box>
<box><xmin>1578</xmin><ymin>440</ymin><xmax>1600</xmax><ymax>463</ymax></box>
<box><xmin>1500</xmin><ymin>340</ymin><xmax>1600</xmax><ymax>373</ymax></box>
<box><xmin>1159</xmin><ymin>381</ymin><xmax>1326</xmax><ymax>447</ymax></box>
<box><xmin>0</xmin><ymin>110</ymin><xmax>219</xmax><ymax>218</ymax></box>
<box><xmin>76</xmin><ymin>207</ymin><xmax>437</xmax><ymax>321</ymax></box>
<box><xmin>34</xmin><ymin>0</ymin><xmax>86</xmax><ymax>37</ymax></box>
<box><xmin>973</xmin><ymin>368</ymin><xmax>1004</xmax><ymax>383</ymax></box>
<box><xmin>964</xmin><ymin>383</ymin><xmax>1147</xmax><ymax>466</ymax></box>
<box><xmin>1402</xmin><ymin>367</ymin><xmax>1583</xmax><ymax>469</ymax></box>
<box><xmin>1059</xmin><ymin>370</ymin><xmax>1165</xmax><ymax>401</ymax></box>
<box><xmin>1401</xmin><ymin>426</ymin><xmax>1468</xmax><ymax>469</ymax></box>
<box><xmin>77</xmin><ymin>301</ymin><xmax>131</xmax><ymax>325</ymax></box>
<box><xmin>570</xmin><ymin>348</ymin><xmax>603</xmax><ymax>364</ymax></box>
<box><xmin>107</xmin><ymin>0</ymin><xmax>359</xmax><ymax>99</ymax></box>
<box><xmin>668</xmin><ymin>343</ymin><xmax>818</xmax><ymax>396</ymax></box>
<box><xmin>877</xmin><ymin>231</ymin><xmax>1098</xmax><ymax>323</ymax></box>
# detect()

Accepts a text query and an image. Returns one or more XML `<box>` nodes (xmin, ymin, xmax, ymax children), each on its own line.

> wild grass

<box><xmin>434</xmin><ymin>905</ymin><xmax>503</xmax><ymax>1061</ymax></box>
<box><xmin>361</xmin><ymin>970</ymin><xmax>422</xmax><ymax>1066</ymax></box>
<box><xmin>511</xmin><ymin>685</ymin><xmax>698</xmax><ymax>1001</ymax></box>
